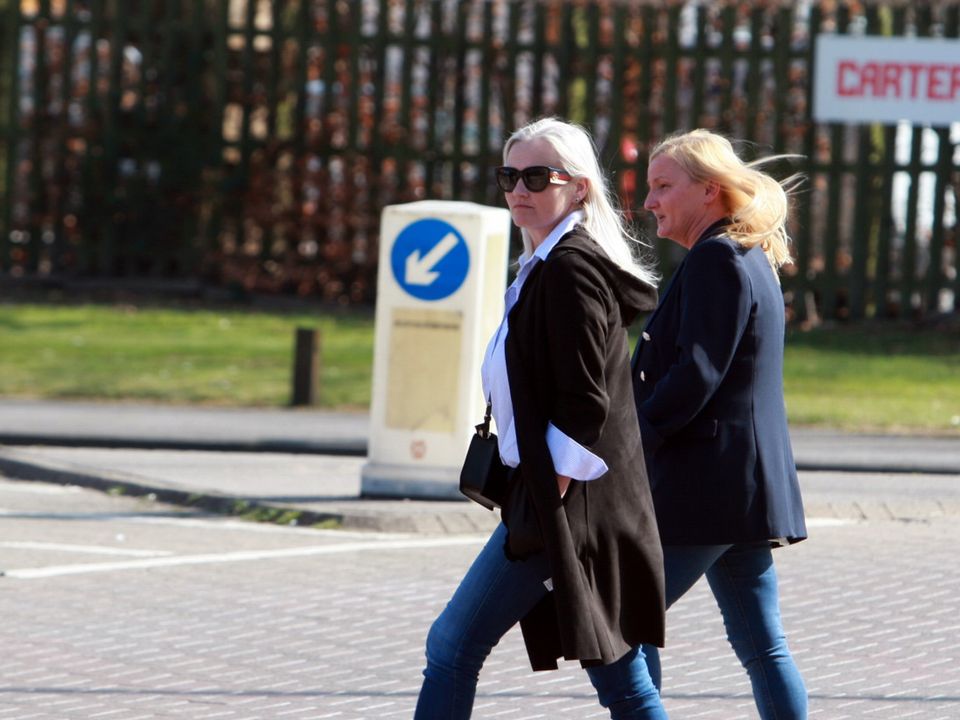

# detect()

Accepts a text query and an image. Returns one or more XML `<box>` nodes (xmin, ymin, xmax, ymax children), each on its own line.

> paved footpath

<box><xmin>1</xmin><ymin>399</ymin><xmax>958</xmax><ymax>474</ymax></box>
<box><xmin>1</xmin><ymin>475</ymin><xmax>959</xmax><ymax>719</ymax></box>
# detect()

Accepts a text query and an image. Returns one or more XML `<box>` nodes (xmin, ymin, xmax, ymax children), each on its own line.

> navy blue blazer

<box><xmin>632</xmin><ymin>223</ymin><xmax>807</xmax><ymax>545</ymax></box>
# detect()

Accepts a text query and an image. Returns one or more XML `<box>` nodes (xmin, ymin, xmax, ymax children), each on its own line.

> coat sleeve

<box><xmin>541</xmin><ymin>250</ymin><xmax>612</xmax><ymax>449</ymax></box>
<box><xmin>638</xmin><ymin>240</ymin><xmax>752</xmax><ymax>455</ymax></box>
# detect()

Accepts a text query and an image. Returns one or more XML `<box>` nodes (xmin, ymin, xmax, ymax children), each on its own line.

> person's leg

<box><xmin>414</xmin><ymin>523</ymin><xmax>551</xmax><ymax>720</ymax></box>
<box><xmin>705</xmin><ymin>543</ymin><xmax>808</xmax><ymax>720</ymax></box>
<box><xmin>643</xmin><ymin>544</ymin><xmax>732</xmax><ymax>689</ymax></box>
<box><xmin>585</xmin><ymin>645</ymin><xmax>669</xmax><ymax>720</ymax></box>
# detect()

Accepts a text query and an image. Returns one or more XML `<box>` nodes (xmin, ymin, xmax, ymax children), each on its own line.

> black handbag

<box><xmin>459</xmin><ymin>400</ymin><xmax>509</xmax><ymax>510</ymax></box>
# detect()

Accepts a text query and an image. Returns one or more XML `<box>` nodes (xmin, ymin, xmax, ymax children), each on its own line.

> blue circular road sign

<box><xmin>390</xmin><ymin>218</ymin><xmax>470</xmax><ymax>301</ymax></box>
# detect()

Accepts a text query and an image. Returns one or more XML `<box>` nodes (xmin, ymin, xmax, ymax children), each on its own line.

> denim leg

<box><xmin>414</xmin><ymin>523</ymin><xmax>551</xmax><ymax>719</ymax></box>
<box><xmin>585</xmin><ymin>645</ymin><xmax>669</xmax><ymax>720</ymax></box>
<box><xmin>643</xmin><ymin>544</ymin><xmax>731</xmax><ymax>689</ymax></box>
<box><xmin>705</xmin><ymin>544</ymin><xmax>808</xmax><ymax>720</ymax></box>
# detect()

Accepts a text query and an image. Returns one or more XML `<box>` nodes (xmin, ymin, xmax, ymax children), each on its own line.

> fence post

<box><xmin>0</xmin><ymin>0</ymin><xmax>20</xmax><ymax>272</ymax></box>
<box><xmin>291</xmin><ymin>327</ymin><xmax>321</xmax><ymax>407</ymax></box>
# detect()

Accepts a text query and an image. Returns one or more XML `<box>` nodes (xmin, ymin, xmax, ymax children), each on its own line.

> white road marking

<box><xmin>2</xmin><ymin>535</ymin><xmax>488</xmax><ymax>580</ymax></box>
<box><xmin>0</xmin><ymin>541</ymin><xmax>172</xmax><ymax>557</ymax></box>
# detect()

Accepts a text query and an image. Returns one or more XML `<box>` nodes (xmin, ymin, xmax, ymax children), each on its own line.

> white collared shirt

<box><xmin>480</xmin><ymin>211</ymin><xmax>608</xmax><ymax>480</ymax></box>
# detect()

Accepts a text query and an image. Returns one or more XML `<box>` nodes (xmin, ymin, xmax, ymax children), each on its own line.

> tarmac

<box><xmin>0</xmin><ymin>397</ymin><xmax>958</xmax><ymax>533</ymax></box>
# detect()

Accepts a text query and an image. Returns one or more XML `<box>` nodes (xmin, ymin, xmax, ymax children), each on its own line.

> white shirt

<box><xmin>480</xmin><ymin>211</ymin><xmax>608</xmax><ymax>480</ymax></box>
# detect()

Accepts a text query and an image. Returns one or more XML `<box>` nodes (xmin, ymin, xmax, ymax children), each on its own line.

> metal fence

<box><xmin>2</xmin><ymin>0</ymin><xmax>958</xmax><ymax>322</ymax></box>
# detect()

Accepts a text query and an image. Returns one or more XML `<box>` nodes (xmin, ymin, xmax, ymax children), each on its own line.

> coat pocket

<box><xmin>501</xmin><ymin>470</ymin><xmax>545</xmax><ymax>560</ymax></box>
<box><xmin>677</xmin><ymin>417</ymin><xmax>719</xmax><ymax>440</ymax></box>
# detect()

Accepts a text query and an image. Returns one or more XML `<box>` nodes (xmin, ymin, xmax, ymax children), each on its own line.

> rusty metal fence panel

<box><xmin>1</xmin><ymin>0</ymin><xmax>958</xmax><ymax>321</ymax></box>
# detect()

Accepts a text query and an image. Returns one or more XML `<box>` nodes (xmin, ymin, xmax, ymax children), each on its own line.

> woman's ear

<box><xmin>576</xmin><ymin>178</ymin><xmax>589</xmax><ymax>204</ymax></box>
<box><xmin>704</xmin><ymin>180</ymin><xmax>721</xmax><ymax>204</ymax></box>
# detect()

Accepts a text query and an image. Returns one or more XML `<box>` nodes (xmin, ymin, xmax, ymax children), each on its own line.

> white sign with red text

<box><xmin>814</xmin><ymin>35</ymin><xmax>960</xmax><ymax>126</ymax></box>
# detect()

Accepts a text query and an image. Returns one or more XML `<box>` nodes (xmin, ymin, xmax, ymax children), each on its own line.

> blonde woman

<box><xmin>632</xmin><ymin>129</ymin><xmax>808</xmax><ymax>719</ymax></box>
<box><xmin>415</xmin><ymin>118</ymin><xmax>667</xmax><ymax>718</ymax></box>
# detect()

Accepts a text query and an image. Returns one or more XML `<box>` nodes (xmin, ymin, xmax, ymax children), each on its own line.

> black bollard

<box><xmin>292</xmin><ymin>327</ymin><xmax>320</xmax><ymax>406</ymax></box>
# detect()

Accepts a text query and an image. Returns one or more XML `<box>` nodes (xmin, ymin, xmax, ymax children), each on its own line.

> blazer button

<box><xmin>640</xmin><ymin>371</ymin><xmax>646</xmax><ymax>382</ymax></box>
<box><xmin>642</xmin><ymin>331</ymin><xmax>651</xmax><ymax>341</ymax></box>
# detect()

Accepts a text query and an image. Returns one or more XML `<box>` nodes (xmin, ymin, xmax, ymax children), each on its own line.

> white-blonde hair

<box><xmin>504</xmin><ymin>117</ymin><xmax>657</xmax><ymax>287</ymax></box>
<box><xmin>649</xmin><ymin>129</ymin><xmax>801</xmax><ymax>273</ymax></box>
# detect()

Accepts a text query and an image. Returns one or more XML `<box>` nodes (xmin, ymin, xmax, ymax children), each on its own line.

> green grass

<box><xmin>1</xmin><ymin>302</ymin><xmax>958</xmax><ymax>434</ymax></box>
<box><xmin>784</xmin><ymin>324</ymin><xmax>960</xmax><ymax>435</ymax></box>
<box><xmin>0</xmin><ymin>302</ymin><xmax>374</xmax><ymax>408</ymax></box>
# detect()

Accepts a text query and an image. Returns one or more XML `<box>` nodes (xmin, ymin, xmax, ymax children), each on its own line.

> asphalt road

<box><xmin>2</xmin><ymin>474</ymin><xmax>959</xmax><ymax>719</ymax></box>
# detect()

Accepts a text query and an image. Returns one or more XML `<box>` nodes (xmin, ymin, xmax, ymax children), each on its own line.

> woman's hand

<box><xmin>557</xmin><ymin>474</ymin><xmax>571</xmax><ymax>498</ymax></box>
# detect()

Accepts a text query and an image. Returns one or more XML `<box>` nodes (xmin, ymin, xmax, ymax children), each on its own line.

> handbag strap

<box><xmin>475</xmin><ymin>397</ymin><xmax>493</xmax><ymax>439</ymax></box>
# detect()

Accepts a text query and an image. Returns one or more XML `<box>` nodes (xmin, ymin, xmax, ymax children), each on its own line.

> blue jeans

<box><xmin>644</xmin><ymin>543</ymin><xmax>808</xmax><ymax>720</ymax></box>
<box><xmin>414</xmin><ymin>523</ymin><xmax>667</xmax><ymax>719</ymax></box>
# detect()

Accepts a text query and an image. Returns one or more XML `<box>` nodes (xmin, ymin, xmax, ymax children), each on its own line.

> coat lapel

<box><xmin>631</xmin><ymin>255</ymin><xmax>686</xmax><ymax>370</ymax></box>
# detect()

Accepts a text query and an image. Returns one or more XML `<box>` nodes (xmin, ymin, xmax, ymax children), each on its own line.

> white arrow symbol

<box><xmin>404</xmin><ymin>232</ymin><xmax>459</xmax><ymax>286</ymax></box>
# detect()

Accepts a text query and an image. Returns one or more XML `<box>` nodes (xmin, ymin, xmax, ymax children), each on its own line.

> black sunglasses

<box><xmin>495</xmin><ymin>165</ymin><xmax>573</xmax><ymax>193</ymax></box>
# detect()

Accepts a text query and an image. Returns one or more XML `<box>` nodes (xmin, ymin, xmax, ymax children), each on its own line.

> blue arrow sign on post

<box><xmin>390</xmin><ymin>218</ymin><xmax>470</xmax><ymax>301</ymax></box>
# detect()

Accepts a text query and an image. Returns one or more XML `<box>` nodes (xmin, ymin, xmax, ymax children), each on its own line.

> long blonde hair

<box><xmin>649</xmin><ymin>129</ymin><xmax>801</xmax><ymax>273</ymax></box>
<box><xmin>504</xmin><ymin>118</ymin><xmax>657</xmax><ymax>287</ymax></box>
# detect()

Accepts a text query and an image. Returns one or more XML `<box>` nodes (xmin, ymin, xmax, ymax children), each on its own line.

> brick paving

<box><xmin>2</xmin><ymin>475</ymin><xmax>959</xmax><ymax>720</ymax></box>
<box><xmin>1</xmin><ymin>401</ymin><xmax>958</xmax><ymax>718</ymax></box>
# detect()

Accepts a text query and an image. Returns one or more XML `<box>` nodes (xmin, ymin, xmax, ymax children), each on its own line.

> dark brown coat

<box><xmin>503</xmin><ymin>228</ymin><xmax>666</xmax><ymax>671</ymax></box>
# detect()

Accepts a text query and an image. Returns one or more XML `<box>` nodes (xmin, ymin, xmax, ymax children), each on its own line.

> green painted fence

<box><xmin>2</xmin><ymin>0</ymin><xmax>958</xmax><ymax>322</ymax></box>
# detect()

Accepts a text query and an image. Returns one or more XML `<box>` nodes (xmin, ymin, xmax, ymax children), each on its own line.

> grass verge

<box><xmin>0</xmin><ymin>302</ymin><xmax>373</xmax><ymax>408</ymax></box>
<box><xmin>1</xmin><ymin>301</ymin><xmax>958</xmax><ymax>434</ymax></box>
<box><xmin>784</xmin><ymin>323</ymin><xmax>960</xmax><ymax>435</ymax></box>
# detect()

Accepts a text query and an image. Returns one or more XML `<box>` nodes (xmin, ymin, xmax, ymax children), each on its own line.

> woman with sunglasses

<box><xmin>414</xmin><ymin>118</ymin><xmax>668</xmax><ymax>719</ymax></box>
